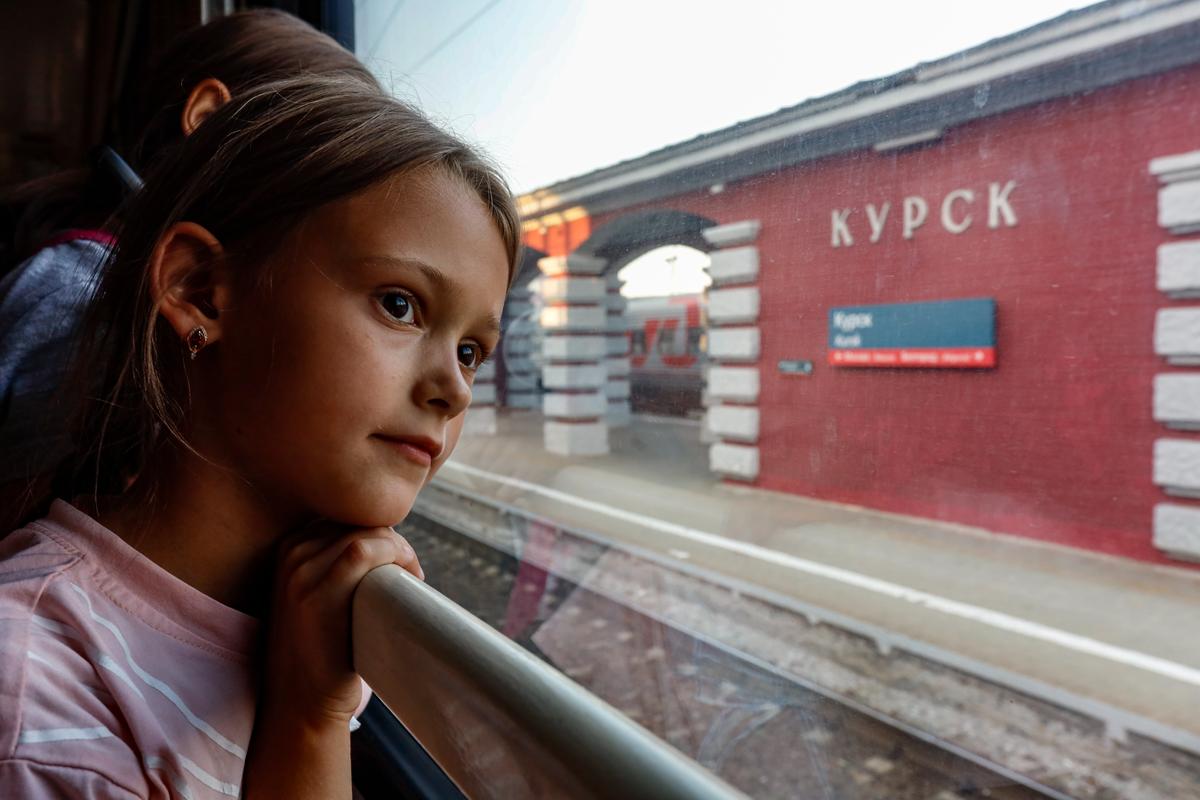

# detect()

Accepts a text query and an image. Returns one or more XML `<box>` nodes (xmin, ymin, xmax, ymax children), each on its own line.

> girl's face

<box><xmin>206</xmin><ymin>168</ymin><xmax>510</xmax><ymax>528</ymax></box>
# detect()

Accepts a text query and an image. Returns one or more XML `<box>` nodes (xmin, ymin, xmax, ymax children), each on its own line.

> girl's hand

<box><xmin>245</xmin><ymin>525</ymin><xmax>422</xmax><ymax>799</ymax></box>
<box><xmin>264</xmin><ymin>524</ymin><xmax>424</xmax><ymax>724</ymax></box>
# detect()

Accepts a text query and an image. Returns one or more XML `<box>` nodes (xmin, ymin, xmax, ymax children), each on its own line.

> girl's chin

<box><xmin>341</xmin><ymin>505</ymin><xmax>414</xmax><ymax>530</ymax></box>
<box><xmin>315</xmin><ymin>489</ymin><xmax>417</xmax><ymax>530</ymax></box>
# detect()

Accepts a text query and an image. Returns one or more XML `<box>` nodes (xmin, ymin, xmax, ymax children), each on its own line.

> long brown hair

<box><xmin>57</xmin><ymin>75</ymin><xmax>520</xmax><ymax>503</ymax></box>
<box><xmin>1</xmin><ymin>10</ymin><xmax>380</xmax><ymax>273</ymax></box>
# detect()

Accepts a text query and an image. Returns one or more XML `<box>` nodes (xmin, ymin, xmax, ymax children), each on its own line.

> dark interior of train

<box><xmin>1</xmin><ymin>5</ymin><xmax>447</xmax><ymax>796</ymax></box>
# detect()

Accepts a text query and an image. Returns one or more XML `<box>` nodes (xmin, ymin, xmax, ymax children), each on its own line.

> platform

<box><xmin>436</xmin><ymin>410</ymin><xmax>1200</xmax><ymax>755</ymax></box>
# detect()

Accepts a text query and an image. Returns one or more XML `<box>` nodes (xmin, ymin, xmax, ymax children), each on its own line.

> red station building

<box><xmin>501</xmin><ymin>1</ymin><xmax>1200</xmax><ymax>568</ymax></box>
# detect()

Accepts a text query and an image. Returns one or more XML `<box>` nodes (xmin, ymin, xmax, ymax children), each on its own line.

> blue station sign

<box><xmin>828</xmin><ymin>298</ymin><xmax>996</xmax><ymax>369</ymax></box>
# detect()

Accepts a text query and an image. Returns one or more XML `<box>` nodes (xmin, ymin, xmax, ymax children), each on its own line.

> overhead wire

<box><xmin>366</xmin><ymin>0</ymin><xmax>407</xmax><ymax>60</ymax></box>
<box><xmin>403</xmin><ymin>0</ymin><xmax>502</xmax><ymax>73</ymax></box>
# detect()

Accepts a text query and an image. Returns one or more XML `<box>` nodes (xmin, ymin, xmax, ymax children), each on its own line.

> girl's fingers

<box><xmin>293</xmin><ymin>528</ymin><xmax>402</xmax><ymax>591</ymax></box>
<box><xmin>277</xmin><ymin>519</ymin><xmax>350</xmax><ymax>575</ymax></box>
<box><xmin>290</xmin><ymin>527</ymin><xmax>415</xmax><ymax>593</ymax></box>
<box><xmin>324</xmin><ymin>534</ymin><xmax>413</xmax><ymax>590</ymax></box>
<box><xmin>408</xmin><ymin>555</ymin><xmax>425</xmax><ymax>582</ymax></box>
<box><xmin>279</xmin><ymin>526</ymin><xmax>341</xmax><ymax>573</ymax></box>
<box><xmin>391</xmin><ymin>532</ymin><xmax>424</xmax><ymax>581</ymax></box>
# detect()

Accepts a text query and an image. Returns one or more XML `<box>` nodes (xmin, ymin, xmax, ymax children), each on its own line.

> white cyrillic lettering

<box><xmin>833</xmin><ymin>312</ymin><xmax>872</xmax><ymax>333</ymax></box>
<box><xmin>988</xmin><ymin>180</ymin><xmax>1017</xmax><ymax>228</ymax></box>
<box><xmin>902</xmin><ymin>196</ymin><xmax>928</xmax><ymax>239</ymax></box>
<box><xmin>866</xmin><ymin>202</ymin><xmax>890</xmax><ymax>243</ymax></box>
<box><xmin>831</xmin><ymin>209</ymin><xmax>853</xmax><ymax>247</ymax></box>
<box><xmin>940</xmin><ymin>188</ymin><xmax>974</xmax><ymax>234</ymax></box>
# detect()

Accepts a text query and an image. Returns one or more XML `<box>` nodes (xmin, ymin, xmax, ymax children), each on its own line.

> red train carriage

<box><xmin>626</xmin><ymin>294</ymin><xmax>706</xmax><ymax>416</ymax></box>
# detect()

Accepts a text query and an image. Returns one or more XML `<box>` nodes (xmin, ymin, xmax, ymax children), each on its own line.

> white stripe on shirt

<box><xmin>31</xmin><ymin>615</ymin><xmax>146</xmax><ymax>700</ymax></box>
<box><xmin>27</xmin><ymin>649</ymin><xmax>113</xmax><ymax>700</ymax></box>
<box><xmin>143</xmin><ymin>756</ymin><xmax>196</xmax><ymax>800</ymax></box>
<box><xmin>28</xmin><ymin>618</ymin><xmax>242</xmax><ymax>798</ymax></box>
<box><xmin>178</xmin><ymin>754</ymin><xmax>240</xmax><ymax>797</ymax></box>
<box><xmin>19</xmin><ymin>725</ymin><xmax>114</xmax><ymax>744</ymax></box>
<box><xmin>66</xmin><ymin>583</ymin><xmax>247</xmax><ymax>760</ymax></box>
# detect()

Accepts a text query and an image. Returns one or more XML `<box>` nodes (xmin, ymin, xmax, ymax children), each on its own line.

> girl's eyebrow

<box><xmin>359</xmin><ymin>255</ymin><xmax>502</xmax><ymax>334</ymax></box>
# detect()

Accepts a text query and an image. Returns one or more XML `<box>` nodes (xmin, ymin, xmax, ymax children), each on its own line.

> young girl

<box><xmin>0</xmin><ymin>10</ymin><xmax>382</xmax><ymax>531</ymax></box>
<box><xmin>0</xmin><ymin>75</ymin><xmax>518</xmax><ymax>798</ymax></box>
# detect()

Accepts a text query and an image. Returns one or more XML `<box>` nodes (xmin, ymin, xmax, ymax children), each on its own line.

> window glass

<box><xmin>359</xmin><ymin>2</ymin><xmax>1200</xmax><ymax>798</ymax></box>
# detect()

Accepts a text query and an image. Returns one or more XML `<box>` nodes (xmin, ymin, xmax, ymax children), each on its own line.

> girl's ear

<box><xmin>181</xmin><ymin>78</ymin><xmax>232</xmax><ymax>135</ymax></box>
<box><xmin>150</xmin><ymin>222</ymin><xmax>232</xmax><ymax>349</ymax></box>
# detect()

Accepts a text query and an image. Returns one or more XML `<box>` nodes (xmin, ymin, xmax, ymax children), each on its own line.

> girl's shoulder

<box><xmin>0</xmin><ymin>512</ymin><xmax>102</xmax><ymax>778</ymax></box>
<box><xmin>0</xmin><ymin>514</ymin><xmax>84</xmax><ymax>600</ymax></box>
<box><xmin>0</xmin><ymin>503</ymin><xmax>258</xmax><ymax>796</ymax></box>
<box><xmin>0</xmin><ymin>510</ymin><xmax>89</xmax><ymax>668</ymax></box>
<box><xmin>2</xmin><ymin>500</ymin><xmax>259</xmax><ymax>660</ymax></box>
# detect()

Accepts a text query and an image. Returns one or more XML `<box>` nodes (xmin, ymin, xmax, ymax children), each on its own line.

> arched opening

<box><xmin>618</xmin><ymin>245</ymin><xmax>710</xmax><ymax>417</ymax></box>
<box><xmin>617</xmin><ymin>244</ymin><xmax>712</xmax><ymax>299</ymax></box>
<box><xmin>572</xmin><ymin>210</ymin><xmax>719</xmax><ymax>421</ymax></box>
<box><xmin>573</xmin><ymin>209</ymin><xmax>717</xmax><ymax>265</ymax></box>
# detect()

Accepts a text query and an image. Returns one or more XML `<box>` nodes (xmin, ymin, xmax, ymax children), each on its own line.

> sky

<box><xmin>357</xmin><ymin>0</ymin><xmax>1092</xmax><ymax>194</ymax></box>
<box><xmin>617</xmin><ymin>245</ymin><xmax>711</xmax><ymax>298</ymax></box>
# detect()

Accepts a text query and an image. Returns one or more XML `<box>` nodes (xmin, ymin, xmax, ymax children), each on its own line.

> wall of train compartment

<box><xmin>521</xmin><ymin>63</ymin><xmax>1200</xmax><ymax>568</ymax></box>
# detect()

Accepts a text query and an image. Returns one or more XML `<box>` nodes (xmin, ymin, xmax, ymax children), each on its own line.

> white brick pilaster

<box><xmin>1157</xmin><ymin>241</ymin><xmax>1200</xmax><ymax>298</ymax></box>
<box><xmin>1153</xmin><ymin>150</ymin><xmax>1200</xmax><ymax>233</ymax></box>
<box><xmin>1155</xmin><ymin>308</ymin><xmax>1200</xmax><ymax>364</ymax></box>
<box><xmin>701</xmin><ymin>220</ymin><xmax>762</xmax><ymax>481</ymax></box>
<box><xmin>707</xmin><ymin>327</ymin><xmax>760</xmax><ymax>362</ymax></box>
<box><xmin>1153</xmin><ymin>374</ymin><xmax>1200</xmax><ymax>430</ymax></box>
<box><xmin>502</xmin><ymin>283</ymin><xmax>541</xmax><ymax>409</ymax></box>
<box><xmin>1153</xmin><ymin>503</ymin><xmax>1200</xmax><ymax>562</ymax></box>
<box><xmin>538</xmin><ymin>254</ymin><xmax>609</xmax><ymax>456</ymax></box>
<box><xmin>1154</xmin><ymin>438</ymin><xmax>1200</xmax><ymax>498</ymax></box>
<box><xmin>1152</xmin><ymin>152</ymin><xmax>1200</xmax><ymax>561</ymax></box>
<box><xmin>605</xmin><ymin>272</ymin><xmax>632</xmax><ymax>427</ymax></box>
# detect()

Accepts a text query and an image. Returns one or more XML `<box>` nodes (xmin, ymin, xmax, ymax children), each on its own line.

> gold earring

<box><xmin>186</xmin><ymin>326</ymin><xmax>209</xmax><ymax>360</ymax></box>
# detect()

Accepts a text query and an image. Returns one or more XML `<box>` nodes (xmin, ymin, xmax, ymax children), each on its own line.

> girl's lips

<box><xmin>375</xmin><ymin>435</ymin><xmax>440</xmax><ymax>467</ymax></box>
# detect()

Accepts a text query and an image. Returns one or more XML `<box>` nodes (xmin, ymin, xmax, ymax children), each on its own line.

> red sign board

<box><xmin>828</xmin><ymin>346</ymin><xmax>996</xmax><ymax>368</ymax></box>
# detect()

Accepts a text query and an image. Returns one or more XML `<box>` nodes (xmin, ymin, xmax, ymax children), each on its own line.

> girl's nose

<box><xmin>414</xmin><ymin>343</ymin><xmax>473</xmax><ymax>418</ymax></box>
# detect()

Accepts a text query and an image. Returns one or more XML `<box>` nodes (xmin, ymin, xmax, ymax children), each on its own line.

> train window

<box><xmin>655</xmin><ymin>326</ymin><xmax>675</xmax><ymax>355</ymax></box>
<box><xmin>359</xmin><ymin>1</ymin><xmax>1200</xmax><ymax>798</ymax></box>
<box><xmin>630</xmin><ymin>328</ymin><xmax>646</xmax><ymax>355</ymax></box>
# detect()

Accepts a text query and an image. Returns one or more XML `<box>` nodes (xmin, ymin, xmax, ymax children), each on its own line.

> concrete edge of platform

<box><xmin>715</xmin><ymin>479</ymin><xmax>1200</xmax><ymax>580</ymax></box>
<box><xmin>429</xmin><ymin>465</ymin><xmax>1200</xmax><ymax>759</ymax></box>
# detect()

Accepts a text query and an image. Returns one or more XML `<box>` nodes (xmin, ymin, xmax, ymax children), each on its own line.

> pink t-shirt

<box><xmin>0</xmin><ymin>501</ymin><xmax>259</xmax><ymax>798</ymax></box>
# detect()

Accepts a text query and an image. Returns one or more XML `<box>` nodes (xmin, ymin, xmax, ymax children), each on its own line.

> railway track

<box><xmin>403</xmin><ymin>479</ymin><xmax>1200</xmax><ymax>800</ymax></box>
<box><xmin>399</xmin><ymin>510</ymin><xmax>1061</xmax><ymax>800</ymax></box>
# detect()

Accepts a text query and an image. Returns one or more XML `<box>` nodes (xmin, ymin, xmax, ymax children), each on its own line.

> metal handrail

<box><xmin>353</xmin><ymin>564</ymin><xmax>747</xmax><ymax>800</ymax></box>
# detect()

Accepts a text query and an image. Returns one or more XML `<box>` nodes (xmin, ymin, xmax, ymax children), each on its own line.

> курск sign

<box><xmin>829</xmin><ymin>180</ymin><xmax>1017</xmax><ymax>247</ymax></box>
<box><xmin>828</xmin><ymin>298</ymin><xmax>996</xmax><ymax>368</ymax></box>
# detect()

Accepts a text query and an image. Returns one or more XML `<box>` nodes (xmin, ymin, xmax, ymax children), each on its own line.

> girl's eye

<box><xmin>457</xmin><ymin>342</ymin><xmax>483</xmax><ymax>370</ymax></box>
<box><xmin>380</xmin><ymin>292</ymin><xmax>416</xmax><ymax>323</ymax></box>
